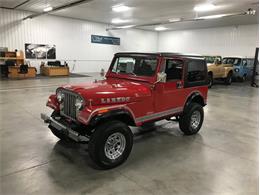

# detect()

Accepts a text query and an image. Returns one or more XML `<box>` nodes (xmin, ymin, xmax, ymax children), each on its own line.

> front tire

<box><xmin>179</xmin><ymin>103</ymin><xmax>204</xmax><ymax>135</ymax></box>
<box><xmin>88</xmin><ymin>120</ymin><xmax>133</xmax><ymax>169</ymax></box>
<box><xmin>225</xmin><ymin>72</ymin><xmax>232</xmax><ymax>85</ymax></box>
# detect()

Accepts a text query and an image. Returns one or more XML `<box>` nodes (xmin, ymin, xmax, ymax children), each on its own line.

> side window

<box><xmin>187</xmin><ymin>60</ymin><xmax>206</xmax><ymax>82</ymax></box>
<box><xmin>165</xmin><ymin>59</ymin><xmax>183</xmax><ymax>81</ymax></box>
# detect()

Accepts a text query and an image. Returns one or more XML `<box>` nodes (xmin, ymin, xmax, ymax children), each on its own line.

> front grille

<box><xmin>61</xmin><ymin>91</ymin><xmax>77</xmax><ymax>120</ymax></box>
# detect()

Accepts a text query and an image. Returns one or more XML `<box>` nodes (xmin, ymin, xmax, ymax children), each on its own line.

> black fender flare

<box><xmin>89</xmin><ymin>109</ymin><xmax>136</xmax><ymax>127</ymax></box>
<box><xmin>184</xmin><ymin>92</ymin><xmax>206</xmax><ymax>110</ymax></box>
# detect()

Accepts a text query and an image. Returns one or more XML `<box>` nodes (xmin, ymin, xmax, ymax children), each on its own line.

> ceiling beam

<box><xmin>22</xmin><ymin>0</ymin><xmax>94</xmax><ymax>20</ymax></box>
<box><xmin>106</xmin><ymin>9</ymin><xmax>256</xmax><ymax>31</ymax></box>
<box><xmin>0</xmin><ymin>0</ymin><xmax>31</xmax><ymax>9</ymax></box>
<box><xmin>14</xmin><ymin>0</ymin><xmax>31</xmax><ymax>9</ymax></box>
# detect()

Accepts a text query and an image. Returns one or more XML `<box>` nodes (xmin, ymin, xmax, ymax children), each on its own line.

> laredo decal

<box><xmin>101</xmin><ymin>97</ymin><xmax>130</xmax><ymax>104</ymax></box>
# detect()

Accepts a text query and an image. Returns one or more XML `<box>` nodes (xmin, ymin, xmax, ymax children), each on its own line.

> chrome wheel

<box><xmin>104</xmin><ymin>132</ymin><xmax>126</xmax><ymax>160</ymax></box>
<box><xmin>190</xmin><ymin>110</ymin><xmax>201</xmax><ymax>130</ymax></box>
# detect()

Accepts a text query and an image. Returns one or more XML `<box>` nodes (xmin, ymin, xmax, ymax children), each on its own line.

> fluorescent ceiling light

<box><xmin>198</xmin><ymin>14</ymin><xmax>227</xmax><ymax>20</ymax></box>
<box><xmin>155</xmin><ymin>26</ymin><xmax>168</xmax><ymax>31</ymax></box>
<box><xmin>194</xmin><ymin>3</ymin><xmax>216</xmax><ymax>12</ymax></box>
<box><xmin>112</xmin><ymin>4</ymin><xmax>130</xmax><ymax>12</ymax></box>
<box><xmin>43</xmin><ymin>6</ymin><xmax>53</xmax><ymax>12</ymax></box>
<box><xmin>119</xmin><ymin>25</ymin><xmax>135</xmax><ymax>29</ymax></box>
<box><xmin>111</xmin><ymin>18</ymin><xmax>129</xmax><ymax>24</ymax></box>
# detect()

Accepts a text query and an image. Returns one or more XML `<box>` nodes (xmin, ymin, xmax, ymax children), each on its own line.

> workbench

<box><xmin>41</xmin><ymin>66</ymin><xmax>69</xmax><ymax>76</ymax></box>
<box><xmin>8</xmin><ymin>66</ymin><xmax>36</xmax><ymax>79</ymax></box>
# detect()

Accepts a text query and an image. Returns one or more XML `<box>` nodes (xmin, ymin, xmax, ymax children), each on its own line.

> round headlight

<box><xmin>57</xmin><ymin>91</ymin><xmax>64</xmax><ymax>103</ymax></box>
<box><xmin>235</xmin><ymin>68</ymin><xmax>240</xmax><ymax>72</ymax></box>
<box><xmin>75</xmin><ymin>97</ymin><xmax>84</xmax><ymax>110</ymax></box>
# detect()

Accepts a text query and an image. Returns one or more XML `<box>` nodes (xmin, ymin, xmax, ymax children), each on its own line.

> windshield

<box><xmin>111</xmin><ymin>56</ymin><xmax>157</xmax><ymax>77</ymax></box>
<box><xmin>223</xmin><ymin>58</ymin><xmax>241</xmax><ymax>66</ymax></box>
<box><xmin>205</xmin><ymin>56</ymin><xmax>218</xmax><ymax>64</ymax></box>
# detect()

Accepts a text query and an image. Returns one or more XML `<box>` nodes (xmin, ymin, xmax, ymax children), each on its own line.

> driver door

<box><xmin>214</xmin><ymin>58</ymin><xmax>224</xmax><ymax>77</ymax></box>
<box><xmin>154</xmin><ymin>58</ymin><xmax>185</xmax><ymax>113</ymax></box>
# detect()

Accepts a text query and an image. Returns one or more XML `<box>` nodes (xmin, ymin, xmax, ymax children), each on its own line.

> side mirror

<box><xmin>156</xmin><ymin>72</ymin><xmax>167</xmax><ymax>83</ymax></box>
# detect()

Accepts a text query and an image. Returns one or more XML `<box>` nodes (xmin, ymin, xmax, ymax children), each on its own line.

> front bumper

<box><xmin>41</xmin><ymin>113</ymin><xmax>89</xmax><ymax>142</ymax></box>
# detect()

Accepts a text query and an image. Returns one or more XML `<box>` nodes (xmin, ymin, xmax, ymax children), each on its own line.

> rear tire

<box><xmin>225</xmin><ymin>72</ymin><xmax>232</xmax><ymax>85</ymax></box>
<box><xmin>88</xmin><ymin>120</ymin><xmax>133</xmax><ymax>169</ymax></box>
<box><xmin>179</xmin><ymin>103</ymin><xmax>204</xmax><ymax>135</ymax></box>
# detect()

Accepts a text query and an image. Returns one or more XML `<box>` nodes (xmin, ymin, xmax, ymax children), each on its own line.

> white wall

<box><xmin>1</xmin><ymin>8</ymin><xmax>259</xmax><ymax>74</ymax></box>
<box><xmin>0</xmin><ymin>9</ymin><xmax>158</xmax><ymax>73</ymax></box>
<box><xmin>158</xmin><ymin>24</ymin><xmax>259</xmax><ymax>57</ymax></box>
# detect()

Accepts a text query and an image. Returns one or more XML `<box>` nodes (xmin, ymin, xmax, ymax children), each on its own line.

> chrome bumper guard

<box><xmin>41</xmin><ymin>113</ymin><xmax>89</xmax><ymax>142</ymax></box>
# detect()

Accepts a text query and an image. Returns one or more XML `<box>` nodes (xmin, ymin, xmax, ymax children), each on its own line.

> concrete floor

<box><xmin>0</xmin><ymin>74</ymin><xmax>258</xmax><ymax>195</ymax></box>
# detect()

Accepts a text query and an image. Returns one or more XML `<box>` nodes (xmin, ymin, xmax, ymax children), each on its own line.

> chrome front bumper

<box><xmin>41</xmin><ymin>113</ymin><xmax>89</xmax><ymax>142</ymax></box>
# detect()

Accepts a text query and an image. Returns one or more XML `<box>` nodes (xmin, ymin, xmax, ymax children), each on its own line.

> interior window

<box><xmin>165</xmin><ymin>59</ymin><xmax>183</xmax><ymax>81</ymax></box>
<box><xmin>187</xmin><ymin>60</ymin><xmax>206</xmax><ymax>82</ymax></box>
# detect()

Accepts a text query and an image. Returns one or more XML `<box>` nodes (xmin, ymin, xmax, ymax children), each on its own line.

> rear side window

<box><xmin>187</xmin><ymin>60</ymin><xmax>206</xmax><ymax>82</ymax></box>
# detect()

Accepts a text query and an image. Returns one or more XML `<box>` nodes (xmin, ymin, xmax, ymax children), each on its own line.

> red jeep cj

<box><xmin>41</xmin><ymin>52</ymin><xmax>208</xmax><ymax>169</ymax></box>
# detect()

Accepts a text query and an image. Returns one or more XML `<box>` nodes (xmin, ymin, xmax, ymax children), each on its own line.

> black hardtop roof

<box><xmin>115</xmin><ymin>52</ymin><xmax>204</xmax><ymax>59</ymax></box>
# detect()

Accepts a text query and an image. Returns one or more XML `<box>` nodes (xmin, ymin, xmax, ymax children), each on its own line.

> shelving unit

<box><xmin>0</xmin><ymin>51</ymin><xmax>25</xmax><ymax>65</ymax></box>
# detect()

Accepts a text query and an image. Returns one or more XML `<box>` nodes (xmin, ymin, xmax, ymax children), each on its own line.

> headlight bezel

<box><xmin>234</xmin><ymin>68</ymin><xmax>240</xmax><ymax>72</ymax></box>
<box><xmin>75</xmin><ymin>96</ymin><xmax>84</xmax><ymax>110</ymax></box>
<box><xmin>56</xmin><ymin>89</ymin><xmax>65</xmax><ymax>103</ymax></box>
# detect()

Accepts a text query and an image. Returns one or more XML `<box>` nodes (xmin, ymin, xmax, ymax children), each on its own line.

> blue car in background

<box><xmin>222</xmin><ymin>57</ymin><xmax>255</xmax><ymax>81</ymax></box>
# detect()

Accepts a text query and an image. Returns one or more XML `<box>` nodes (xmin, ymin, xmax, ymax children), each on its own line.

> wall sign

<box><xmin>91</xmin><ymin>35</ymin><xmax>120</xmax><ymax>45</ymax></box>
<box><xmin>25</xmin><ymin>43</ymin><xmax>56</xmax><ymax>59</ymax></box>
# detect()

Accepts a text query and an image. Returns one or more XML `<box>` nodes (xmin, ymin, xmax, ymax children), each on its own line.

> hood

<box><xmin>61</xmin><ymin>78</ymin><xmax>152</xmax><ymax>105</ymax></box>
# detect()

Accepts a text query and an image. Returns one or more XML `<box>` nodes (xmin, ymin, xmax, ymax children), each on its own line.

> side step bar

<box><xmin>41</xmin><ymin>113</ymin><xmax>89</xmax><ymax>142</ymax></box>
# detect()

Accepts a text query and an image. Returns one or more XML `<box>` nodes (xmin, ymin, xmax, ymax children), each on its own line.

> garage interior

<box><xmin>0</xmin><ymin>0</ymin><xmax>259</xmax><ymax>195</ymax></box>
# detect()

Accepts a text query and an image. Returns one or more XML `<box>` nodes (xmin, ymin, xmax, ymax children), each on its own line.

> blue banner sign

<box><xmin>91</xmin><ymin>35</ymin><xmax>120</xmax><ymax>45</ymax></box>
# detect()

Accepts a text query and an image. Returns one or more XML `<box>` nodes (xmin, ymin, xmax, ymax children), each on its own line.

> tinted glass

<box><xmin>187</xmin><ymin>60</ymin><xmax>206</xmax><ymax>82</ymax></box>
<box><xmin>111</xmin><ymin>57</ymin><xmax>157</xmax><ymax>77</ymax></box>
<box><xmin>165</xmin><ymin>59</ymin><xmax>183</xmax><ymax>80</ymax></box>
<box><xmin>223</xmin><ymin>58</ymin><xmax>241</xmax><ymax>66</ymax></box>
